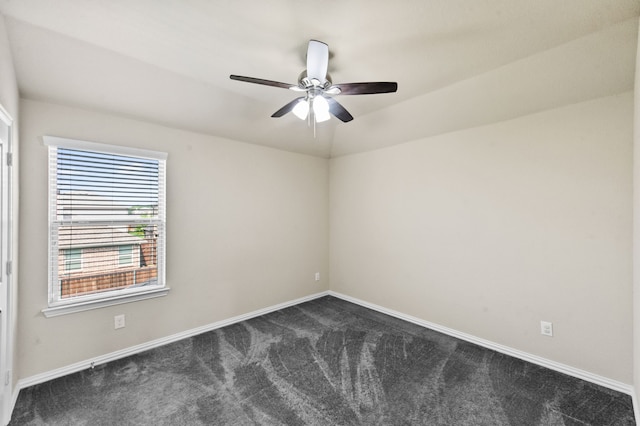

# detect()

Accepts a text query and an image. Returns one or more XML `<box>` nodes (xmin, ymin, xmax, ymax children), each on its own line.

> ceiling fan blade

<box><xmin>271</xmin><ymin>97</ymin><xmax>306</xmax><ymax>118</ymax></box>
<box><xmin>326</xmin><ymin>97</ymin><xmax>353</xmax><ymax>122</ymax></box>
<box><xmin>331</xmin><ymin>82</ymin><xmax>398</xmax><ymax>95</ymax></box>
<box><xmin>306</xmin><ymin>40</ymin><xmax>329</xmax><ymax>83</ymax></box>
<box><xmin>230</xmin><ymin>75</ymin><xmax>296</xmax><ymax>90</ymax></box>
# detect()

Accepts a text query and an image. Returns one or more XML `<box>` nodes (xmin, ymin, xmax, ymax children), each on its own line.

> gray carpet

<box><xmin>8</xmin><ymin>296</ymin><xmax>637</xmax><ymax>425</ymax></box>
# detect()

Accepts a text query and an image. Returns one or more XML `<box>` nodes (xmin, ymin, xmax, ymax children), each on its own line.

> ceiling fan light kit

<box><xmin>292</xmin><ymin>99</ymin><xmax>309</xmax><ymax>120</ymax></box>
<box><xmin>312</xmin><ymin>95</ymin><xmax>331</xmax><ymax>122</ymax></box>
<box><xmin>230</xmin><ymin>40</ymin><xmax>398</xmax><ymax>126</ymax></box>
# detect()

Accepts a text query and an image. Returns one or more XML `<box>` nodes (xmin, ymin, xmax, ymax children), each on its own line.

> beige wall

<box><xmin>18</xmin><ymin>99</ymin><xmax>329</xmax><ymax>379</ymax></box>
<box><xmin>0</xmin><ymin>16</ymin><xmax>17</xmax><ymax>116</ymax></box>
<box><xmin>330</xmin><ymin>93</ymin><xmax>634</xmax><ymax>383</ymax></box>
<box><xmin>0</xmin><ymin>12</ymin><xmax>20</xmax><ymax>396</ymax></box>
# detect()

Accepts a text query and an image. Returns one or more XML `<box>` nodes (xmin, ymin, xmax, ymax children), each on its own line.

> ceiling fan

<box><xmin>230</xmin><ymin>40</ymin><xmax>398</xmax><ymax>124</ymax></box>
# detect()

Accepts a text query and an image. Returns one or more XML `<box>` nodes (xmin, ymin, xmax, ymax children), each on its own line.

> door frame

<box><xmin>0</xmin><ymin>103</ymin><xmax>13</xmax><ymax>426</ymax></box>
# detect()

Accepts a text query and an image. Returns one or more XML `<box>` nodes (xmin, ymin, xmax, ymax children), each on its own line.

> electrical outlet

<box><xmin>315</xmin><ymin>272</ymin><xmax>320</xmax><ymax>281</ymax></box>
<box><xmin>540</xmin><ymin>321</ymin><xmax>553</xmax><ymax>337</ymax></box>
<box><xmin>114</xmin><ymin>314</ymin><xmax>126</xmax><ymax>330</ymax></box>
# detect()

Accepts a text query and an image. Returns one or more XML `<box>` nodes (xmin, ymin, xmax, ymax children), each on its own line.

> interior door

<box><xmin>0</xmin><ymin>105</ymin><xmax>12</xmax><ymax>425</ymax></box>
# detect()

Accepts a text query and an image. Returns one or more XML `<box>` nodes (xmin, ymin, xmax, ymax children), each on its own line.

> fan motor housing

<box><xmin>298</xmin><ymin>71</ymin><xmax>332</xmax><ymax>89</ymax></box>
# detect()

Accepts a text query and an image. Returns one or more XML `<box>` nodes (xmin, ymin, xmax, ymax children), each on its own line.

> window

<box><xmin>44</xmin><ymin>136</ymin><xmax>168</xmax><ymax>317</ymax></box>
<box><xmin>118</xmin><ymin>245</ymin><xmax>133</xmax><ymax>266</ymax></box>
<box><xmin>64</xmin><ymin>248</ymin><xmax>82</xmax><ymax>271</ymax></box>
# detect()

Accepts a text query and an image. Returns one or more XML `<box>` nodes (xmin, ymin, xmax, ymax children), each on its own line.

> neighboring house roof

<box><xmin>58</xmin><ymin>225</ymin><xmax>148</xmax><ymax>249</ymax></box>
<box><xmin>57</xmin><ymin>191</ymin><xmax>158</xmax><ymax>221</ymax></box>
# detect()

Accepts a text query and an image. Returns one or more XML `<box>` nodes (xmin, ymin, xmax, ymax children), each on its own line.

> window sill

<box><xmin>42</xmin><ymin>287</ymin><xmax>170</xmax><ymax>318</ymax></box>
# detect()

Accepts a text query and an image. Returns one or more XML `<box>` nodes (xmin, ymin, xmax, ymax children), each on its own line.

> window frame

<box><xmin>43</xmin><ymin>136</ymin><xmax>169</xmax><ymax>318</ymax></box>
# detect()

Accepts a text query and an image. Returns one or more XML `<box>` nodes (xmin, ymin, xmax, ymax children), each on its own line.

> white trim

<box><xmin>0</xmin><ymin>104</ymin><xmax>11</xmax><ymax>125</ymax></box>
<box><xmin>7</xmin><ymin>385</ymin><xmax>19</xmax><ymax>426</ymax></box>
<box><xmin>328</xmin><ymin>291</ymin><xmax>635</xmax><ymax>396</ymax></box>
<box><xmin>633</xmin><ymin>390</ymin><xmax>639</xmax><ymax>425</ymax></box>
<box><xmin>42</xmin><ymin>135</ymin><xmax>167</xmax><ymax>161</ymax></box>
<box><xmin>20</xmin><ymin>291</ymin><xmax>329</xmax><ymax>388</ymax></box>
<box><xmin>42</xmin><ymin>287</ymin><xmax>170</xmax><ymax>318</ymax></box>
<box><xmin>0</xmin><ymin>105</ymin><xmax>12</xmax><ymax>426</ymax></box>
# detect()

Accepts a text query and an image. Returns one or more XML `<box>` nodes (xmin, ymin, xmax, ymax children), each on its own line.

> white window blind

<box><xmin>46</xmin><ymin>137</ymin><xmax>166</xmax><ymax>308</ymax></box>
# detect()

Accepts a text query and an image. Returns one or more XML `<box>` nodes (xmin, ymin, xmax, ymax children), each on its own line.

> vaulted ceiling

<box><xmin>0</xmin><ymin>1</ymin><xmax>638</xmax><ymax>157</ymax></box>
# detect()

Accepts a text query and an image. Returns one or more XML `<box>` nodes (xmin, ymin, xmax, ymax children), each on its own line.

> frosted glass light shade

<box><xmin>313</xmin><ymin>96</ymin><xmax>330</xmax><ymax>122</ymax></box>
<box><xmin>292</xmin><ymin>99</ymin><xmax>309</xmax><ymax>120</ymax></box>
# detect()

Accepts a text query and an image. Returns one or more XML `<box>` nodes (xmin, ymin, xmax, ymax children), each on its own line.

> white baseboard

<box><xmin>16</xmin><ymin>291</ymin><xmax>329</xmax><ymax>390</ymax></box>
<box><xmin>328</xmin><ymin>291</ymin><xmax>635</xmax><ymax>397</ymax></box>
<box><xmin>632</xmin><ymin>389</ymin><xmax>639</xmax><ymax>426</ymax></box>
<box><xmin>5</xmin><ymin>385</ymin><xmax>20</xmax><ymax>426</ymax></box>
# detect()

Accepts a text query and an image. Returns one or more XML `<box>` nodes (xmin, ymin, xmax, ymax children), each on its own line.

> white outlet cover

<box><xmin>114</xmin><ymin>314</ymin><xmax>126</xmax><ymax>329</ymax></box>
<box><xmin>540</xmin><ymin>321</ymin><xmax>553</xmax><ymax>337</ymax></box>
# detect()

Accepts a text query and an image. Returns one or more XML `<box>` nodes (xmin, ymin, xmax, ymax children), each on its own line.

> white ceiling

<box><xmin>0</xmin><ymin>0</ymin><xmax>638</xmax><ymax>158</ymax></box>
